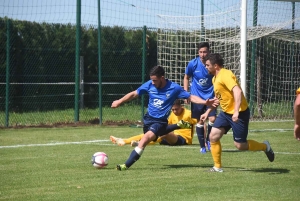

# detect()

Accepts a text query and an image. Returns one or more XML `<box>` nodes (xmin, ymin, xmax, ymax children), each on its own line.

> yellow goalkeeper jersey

<box><xmin>212</xmin><ymin>68</ymin><xmax>248</xmax><ymax>114</ymax></box>
<box><xmin>168</xmin><ymin>108</ymin><xmax>197</xmax><ymax>145</ymax></box>
<box><xmin>297</xmin><ymin>87</ymin><xmax>300</xmax><ymax>95</ymax></box>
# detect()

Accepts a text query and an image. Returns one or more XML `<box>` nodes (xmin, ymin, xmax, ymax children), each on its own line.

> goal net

<box><xmin>157</xmin><ymin>0</ymin><xmax>300</xmax><ymax>120</ymax></box>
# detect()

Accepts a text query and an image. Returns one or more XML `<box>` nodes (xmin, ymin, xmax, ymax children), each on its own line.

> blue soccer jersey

<box><xmin>137</xmin><ymin>79</ymin><xmax>190</xmax><ymax>120</ymax></box>
<box><xmin>185</xmin><ymin>57</ymin><xmax>214</xmax><ymax>100</ymax></box>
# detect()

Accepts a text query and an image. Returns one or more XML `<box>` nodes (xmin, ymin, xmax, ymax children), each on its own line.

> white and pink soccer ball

<box><xmin>91</xmin><ymin>152</ymin><xmax>108</xmax><ymax>169</ymax></box>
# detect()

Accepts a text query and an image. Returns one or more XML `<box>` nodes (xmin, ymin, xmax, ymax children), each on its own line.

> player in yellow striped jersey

<box><xmin>294</xmin><ymin>87</ymin><xmax>300</xmax><ymax>141</ymax></box>
<box><xmin>201</xmin><ymin>53</ymin><xmax>275</xmax><ymax>172</ymax></box>
<box><xmin>110</xmin><ymin>99</ymin><xmax>197</xmax><ymax>146</ymax></box>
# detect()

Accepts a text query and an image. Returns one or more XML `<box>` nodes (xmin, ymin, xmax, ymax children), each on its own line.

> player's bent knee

<box><xmin>209</xmin><ymin>127</ymin><xmax>223</xmax><ymax>142</ymax></box>
<box><xmin>234</xmin><ymin>141</ymin><xmax>248</xmax><ymax>150</ymax></box>
<box><xmin>139</xmin><ymin>132</ymin><xmax>157</xmax><ymax>148</ymax></box>
<box><xmin>208</xmin><ymin>116</ymin><xmax>216</xmax><ymax>123</ymax></box>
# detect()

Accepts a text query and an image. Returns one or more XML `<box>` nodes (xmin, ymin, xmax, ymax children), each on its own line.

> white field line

<box><xmin>0</xmin><ymin>139</ymin><xmax>299</xmax><ymax>155</ymax></box>
<box><xmin>238</xmin><ymin>129</ymin><xmax>292</xmax><ymax>133</ymax></box>
<box><xmin>0</xmin><ymin>140</ymin><xmax>109</xmax><ymax>148</ymax></box>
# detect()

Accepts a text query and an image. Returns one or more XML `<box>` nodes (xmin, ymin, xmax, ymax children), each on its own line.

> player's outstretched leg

<box><xmin>177</xmin><ymin>120</ymin><xmax>192</xmax><ymax>129</ymax></box>
<box><xmin>110</xmin><ymin>136</ymin><xmax>125</xmax><ymax>146</ymax></box>
<box><xmin>164</xmin><ymin>121</ymin><xmax>192</xmax><ymax>135</ymax></box>
<box><xmin>110</xmin><ymin>136</ymin><xmax>119</xmax><ymax>144</ymax></box>
<box><xmin>116</xmin><ymin>164</ymin><xmax>127</xmax><ymax>171</ymax></box>
<box><xmin>116</xmin><ymin>131</ymin><xmax>155</xmax><ymax>171</ymax></box>
<box><xmin>116</xmin><ymin>146</ymin><xmax>144</xmax><ymax>171</ymax></box>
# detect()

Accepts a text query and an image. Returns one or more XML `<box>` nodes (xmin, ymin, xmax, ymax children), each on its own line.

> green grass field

<box><xmin>0</xmin><ymin>121</ymin><xmax>299</xmax><ymax>201</ymax></box>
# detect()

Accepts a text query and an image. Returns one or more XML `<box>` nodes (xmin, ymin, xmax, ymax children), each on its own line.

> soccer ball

<box><xmin>91</xmin><ymin>152</ymin><xmax>108</xmax><ymax>169</ymax></box>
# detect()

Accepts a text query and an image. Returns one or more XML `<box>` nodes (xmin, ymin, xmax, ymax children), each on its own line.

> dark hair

<box><xmin>150</xmin><ymin>65</ymin><xmax>165</xmax><ymax>77</ymax></box>
<box><xmin>173</xmin><ymin>99</ymin><xmax>184</xmax><ymax>106</ymax></box>
<box><xmin>197</xmin><ymin>42</ymin><xmax>210</xmax><ymax>51</ymax></box>
<box><xmin>204</xmin><ymin>53</ymin><xmax>224</xmax><ymax>67</ymax></box>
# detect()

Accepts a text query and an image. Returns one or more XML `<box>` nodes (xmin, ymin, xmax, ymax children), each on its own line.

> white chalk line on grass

<box><xmin>0</xmin><ymin>140</ymin><xmax>109</xmax><ymax>149</ymax></box>
<box><xmin>235</xmin><ymin>129</ymin><xmax>292</xmax><ymax>133</ymax></box>
<box><xmin>0</xmin><ymin>140</ymin><xmax>299</xmax><ymax>155</ymax></box>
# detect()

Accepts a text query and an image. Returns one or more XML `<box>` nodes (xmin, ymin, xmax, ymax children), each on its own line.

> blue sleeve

<box><xmin>176</xmin><ymin>85</ymin><xmax>191</xmax><ymax>99</ymax></box>
<box><xmin>185</xmin><ymin>58</ymin><xmax>196</xmax><ymax>77</ymax></box>
<box><xmin>136</xmin><ymin>80</ymin><xmax>151</xmax><ymax>95</ymax></box>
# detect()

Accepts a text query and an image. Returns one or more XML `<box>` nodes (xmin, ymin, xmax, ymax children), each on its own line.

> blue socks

<box><xmin>125</xmin><ymin>147</ymin><xmax>144</xmax><ymax>168</ymax></box>
<box><xmin>196</xmin><ymin>124</ymin><xmax>205</xmax><ymax>148</ymax></box>
<box><xmin>207</xmin><ymin>122</ymin><xmax>213</xmax><ymax>142</ymax></box>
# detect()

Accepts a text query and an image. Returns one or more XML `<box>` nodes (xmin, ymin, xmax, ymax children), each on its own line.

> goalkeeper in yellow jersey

<box><xmin>201</xmin><ymin>53</ymin><xmax>275</xmax><ymax>173</ymax></box>
<box><xmin>294</xmin><ymin>87</ymin><xmax>300</xmax><ymax>141</ymax></box>
<box><xmin>110</xmin><ymin>99</ymin><xmax>197</xmax><ymax>146</ymax></box>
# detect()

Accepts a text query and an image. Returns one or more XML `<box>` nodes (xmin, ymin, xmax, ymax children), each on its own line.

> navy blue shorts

<box><xmin>191</xmin><ymin>102</ymin><xmax>217</xmax><ymax>120</ymax></box>
<box><xmin>159</xmin><ymin>135</ymin><xmax>187</xmax><ymax>146</ymax></box>
<box><xmin>143</xmin><ymin>113</ymin><xmax>168</xmax><ymax>138</ymax></box>
<box><xmin>213</xmin><ymin>108</ymin><xmax>250</xmax><ymax>143</ymax></box>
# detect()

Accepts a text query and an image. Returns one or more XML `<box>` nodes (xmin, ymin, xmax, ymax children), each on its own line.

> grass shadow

<box><xmin>222</xmin><ymin>149</ymin><xmax>243</xmax><ymax>152</ymax></box>
<box><xmin>160</xmin><ymin>164</ymin><xmax>290</xmax><ymax>174</ymax></box>
<box><xmin>235</xmin><ymin>167</ymin><xmax>290</xmax><ymax>174</ymax></box>
<box><xmin>161</xmin><ymin>164</ymin><xmax>212</xmax><ymax>169</ymax></box>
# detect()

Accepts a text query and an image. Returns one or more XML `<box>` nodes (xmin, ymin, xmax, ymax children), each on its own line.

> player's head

<box><xmin>204</xmin><ymin>53</ymin><xmax>224</xmax><ymax>75</ymax></box>
<box><xmin>171</xmin><ymin>99</ymin><xmax>184</xmax><ymax>116</ymax></box>
<box><xmin>150</xmin><ymin>65</ymin><xmax>166</xmax><ymax>88</ymax></box>
<box><xmin>197</xmin><ymin>42</ymin><xmax>210</xmax><ymax>62</ymax></box>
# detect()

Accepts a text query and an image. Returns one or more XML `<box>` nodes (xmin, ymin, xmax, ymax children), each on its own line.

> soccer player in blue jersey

<box><xmin>183</xmin><ymin>42</ymin><xmax>216</xmax><ymax>154</ymax></box>
<box><xmin>111</xmin><ymin>65</ymin><xmax>219</xmax><ymax>171</ymax></box>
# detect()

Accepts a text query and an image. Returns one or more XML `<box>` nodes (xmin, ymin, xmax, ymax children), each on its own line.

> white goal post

<box><xmin>157</xmin><ymin>0</ymin><xmax>300</xmax><ymax>120</ymax></box>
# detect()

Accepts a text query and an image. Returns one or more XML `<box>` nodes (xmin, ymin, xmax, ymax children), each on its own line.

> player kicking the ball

<box><xmin>111</xmin><ymin>65</ymin><xmax>219</xmax><ymax>171</ymax></box>
<box><xmin>110</xmin><ymin>99</ymin><xmax>197</xmax><ymax>146</ymax></box>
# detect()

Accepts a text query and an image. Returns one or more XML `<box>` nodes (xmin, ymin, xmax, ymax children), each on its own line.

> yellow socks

<box><xmin>123</xmin><ymin>134</ymin><xmax>144</xmax><ymax>144</ymax></box>
<box><xmin>123</xmin><ymin>134</ymin><xmax>162</xmax><ymax>145</ymax></box>
<box><xmin>210</xmin><ymin>141</ymin><xmax>222</xmax><ymax>168</ymax></box>
<box><xmin>210</xmin><ymin>140</ymin><xmax>267</xmax><ymax>169</ymax></box>
<box><xmin>247</xmin><ymin>140</ymin><xmax>267</xmax><ymax>151</ymax></box>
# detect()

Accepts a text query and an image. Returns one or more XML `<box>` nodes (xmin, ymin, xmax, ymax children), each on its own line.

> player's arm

<box><xmin>200</xmin><ymin>107</ymin><xmax>215</xmax><ymax>122</ymax></box>
<box><xmin>183</xmin><ymin>74</ymin><xmax>190</xmax><ymax>92</ymax></box>
<box><xmin>294</xmin><ymin>91</ymin><xmax>300</xmax><ymax>140</ymax></box>
<box><xmin>190</xmin><ymin>95</ymin><xmax>219</xmax><ymax>108</ymax></box>
<box><xmin>294</xmin><ymin>92</ymin><xmax>300</xmax><ymax>125</ymax></box>
<box><xmin>111</xmin><ymin>90</ymin><xmax>139</xmax><ymax>108</ymax></box>
<box><xmin>183</xmin><ymin>74</ymin><xmax>191</xmax><ymax>104</ymax></box>
<box><xmin>232</xmin><ymin>85</ymin><xmax>242</xmax><ymax>122</ymax></box>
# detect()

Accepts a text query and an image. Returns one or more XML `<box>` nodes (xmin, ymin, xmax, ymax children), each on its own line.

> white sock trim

<box><xmin>134</xmin><ymin>147</ymin><xmax>144</xmax><ymax>155</ymax></box>
<box><xmin>208</xmin><ymin>121</ymin><xmax>214</xmax><ymax>126</ymax></box>
<box><xmin>196</xmin><ymin>123</ymin><xmax>204</xmax><ymax>128</ymax></box>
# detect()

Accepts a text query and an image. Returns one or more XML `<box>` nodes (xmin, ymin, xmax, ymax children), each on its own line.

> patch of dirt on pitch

<box><xmin>0</xmin><ymin>118</ymin><xmax>143</xmax><ymax>129</ymax></box>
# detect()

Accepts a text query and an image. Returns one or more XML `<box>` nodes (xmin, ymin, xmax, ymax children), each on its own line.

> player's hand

<box><xmin>200</xmin><ymin>113</ymin><xmax>208</xmax><ymax>122</ymax></box>
<box><xmin>232</xmin><ymin>111</ymin><xmax>239</xmax><ymax>122</ymax></box>
<box><xmin>184</xmin><ymin>98</ymin><xmax>191</xmax><ymax>104</ymax></box>
<box><xmin>294</xmin><ymin>124</ymin><xmax>300</xmax><ymax>141</ymax></box>
<box><xmin>206</xmin><ymin>98</ymin><xmax>219</xmax><ymax>108</ymax></box>
<box><xmin>111</xmin><ymin>100</ymin><xmax>122</xmax><ymax>108</ymax></box>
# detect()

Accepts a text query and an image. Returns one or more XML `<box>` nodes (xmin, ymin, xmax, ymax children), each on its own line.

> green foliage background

<box><xmin>0</xmin><ymin>17</ymin><xmax>299</xmax><ymax>127</ymax></box>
